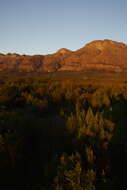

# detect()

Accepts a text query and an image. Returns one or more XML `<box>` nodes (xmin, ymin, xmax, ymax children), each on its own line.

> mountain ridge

<box><xmin>0</xmin><ymin>39</ymin><xmax>127</xmax><ymax>73</ymax></box>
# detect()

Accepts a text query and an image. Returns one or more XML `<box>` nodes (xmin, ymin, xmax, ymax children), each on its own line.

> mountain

<box><xmin>0</xmin><ymin>39</ymin><xmax>127</xmax><ymax>73</ymax></box>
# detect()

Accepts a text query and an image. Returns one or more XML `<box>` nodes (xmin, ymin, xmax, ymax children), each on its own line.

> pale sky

<box><xmin>0</xmin><ymin>0</ymin><xmax>127</xmax><ymax>55</ymax></box>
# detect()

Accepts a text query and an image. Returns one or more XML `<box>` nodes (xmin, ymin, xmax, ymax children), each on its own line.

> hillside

<box><xmin>0</xmin><ymin>39</ymin><xmax>127</xmax><ymax>72</ymax></box>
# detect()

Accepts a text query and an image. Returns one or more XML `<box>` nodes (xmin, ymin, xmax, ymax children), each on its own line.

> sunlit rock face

<box><xmin>0</xmin><ymin>40</ymin><xmax>127</xmax><ymax>72</ymax></box>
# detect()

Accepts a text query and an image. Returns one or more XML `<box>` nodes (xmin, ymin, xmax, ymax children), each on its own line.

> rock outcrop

<box><xmin>0</xmin><ymin>39</ymin><xmax>127</xmax><ymax>72</ymax></box>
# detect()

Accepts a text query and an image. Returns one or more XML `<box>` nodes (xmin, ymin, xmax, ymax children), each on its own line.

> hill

<box><xmin>0</xmin><ymin>39</ymin><xmax>127</xmax><ymax>72</ymax></box>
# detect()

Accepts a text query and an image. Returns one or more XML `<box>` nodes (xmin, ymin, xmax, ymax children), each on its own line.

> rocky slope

<box><xmin>0</xmin><ymin>39</ymin><xmax>127</xmax><ymax>72</ymax></box>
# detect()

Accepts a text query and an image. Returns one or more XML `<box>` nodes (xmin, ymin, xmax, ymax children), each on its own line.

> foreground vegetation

<box><xmin>0</xmin><ymin>74</ymin><xmax>127</xmax><ymax>189</ymax></box>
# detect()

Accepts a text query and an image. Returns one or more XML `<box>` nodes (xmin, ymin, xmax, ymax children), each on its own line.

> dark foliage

<box><xmin>0</xmin><ymin>75</ymin><xmax>127</xmax><ymax>189</ymax></box>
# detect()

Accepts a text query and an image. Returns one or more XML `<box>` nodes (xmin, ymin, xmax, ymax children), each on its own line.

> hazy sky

<box><xmin>0</xmin><ymin>0</ymin><xmax>127</xmax><ymax>55</ymax></box>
